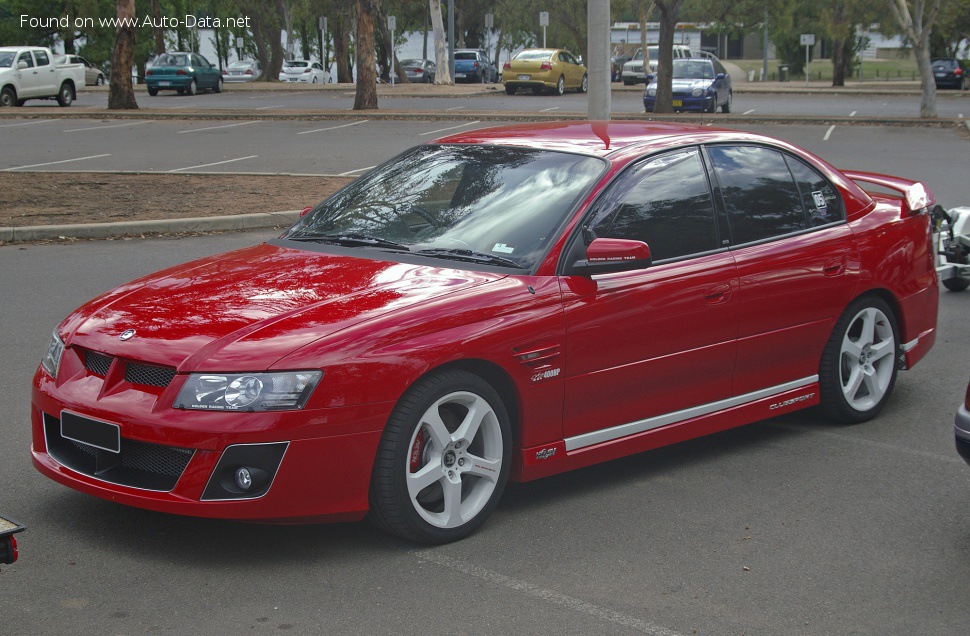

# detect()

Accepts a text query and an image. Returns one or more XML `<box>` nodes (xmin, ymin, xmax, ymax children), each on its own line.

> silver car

<box><xmin>621</xmin><ymin>45</ymin><xmax>691</xmax><ymax>85</ymax></box>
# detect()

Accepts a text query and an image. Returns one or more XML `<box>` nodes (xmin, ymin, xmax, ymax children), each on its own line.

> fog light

<box><xmin>234</xmin><ymin>467</ymin><xmax>253</xmax><ymax>491</ymax></box>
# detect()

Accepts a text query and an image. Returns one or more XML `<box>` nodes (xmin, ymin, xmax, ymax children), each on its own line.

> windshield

<box><xmin>632</xmin><ymin>47</ymin><xmax>659</xmax><ymax>61</ymax></box>
<box><xmin>672</xmin><ymin>60</ymin><xmax>714</xmax><ymax>79</ymax></box>
<box><xmin>283</xmin><ymin>145</ymin><xmax>605</xmax><ymax>271</ymax></box>
<box><xmin>0</xmin><ymin>52</ymin><xmax>16</xmax><ymax>68</ymax></box>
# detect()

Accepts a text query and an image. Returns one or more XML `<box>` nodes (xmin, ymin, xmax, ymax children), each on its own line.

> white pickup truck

<box><xmin>0</xmin><ymin>46</ymin><xmax>85</xmax><ymax>107</ymax></box>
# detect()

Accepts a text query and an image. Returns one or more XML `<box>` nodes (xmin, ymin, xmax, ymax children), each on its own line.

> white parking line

<box><xmin>539</xmin><ymin>107</ymin><xmax>559</xmax><ymax>112</ymax></box>
<box><xmin>743</xmin><ymin>109</ymin><xmax>756</xmax><ymax>115</ymax></box>
<box><xmin>849</xmin><ymin>111</ymin><xmax>857</xmax><ymax>117</ymax></box>
<box><xmin>255</xmin><ymin>105</ymin><xmax>284</xmax><ymax>110</ymax></box>
<box><xmin>0</xmin><ymin>119</ymin><xmax>52</xmax><ymax>128</ymax></box>
<box><xmin>177</xmin><ymin>121</ymin><xmax>259</xmax><ymax>134</ymax></box>
<box><xmin>418</xmin><ymin>120</ymin><xmax>481</xmax><ymax>136</ymax></box>
<box><xmin>412</xmin><ymin>550</ymin><xmax>686</xmax><ymax>636</ymax></box>
<box><xmin>823</xmin><ymin>125</ymin><xmax>836</xmax><ymax>141</ymax></box>
<box><xmin>446</xmin><ymin>106</ymin><xmax>466</xmax><ymax>111</ymax></box>
<box><xmin>168</xmin><ymin>155</ymin><xmax>258</xmax><ymax>172</ymax></box>
<box><xmin>337</xmin><ymin>165</ymin><xmax>376</xmax><ymax>176</ymax></box>
<box><xmin>63</xmin><ymin>121</ymin><xmax>151</xmax><ymax>133</ymax></box>
<box><xmin>297</xmin><ymin>120</ymin><xmax>369</xmax><ymax>135</ymax></box>
<box><xmin>3</xmin><ymin>153</ymin><xmax>111</xmax><ymax>171</ymax></box>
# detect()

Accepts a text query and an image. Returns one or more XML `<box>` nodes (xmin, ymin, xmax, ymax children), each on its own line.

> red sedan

<box><xmin>32</xmin><ymin>122</ymin><xmax>939</xmax><ymax>543</ymax></box>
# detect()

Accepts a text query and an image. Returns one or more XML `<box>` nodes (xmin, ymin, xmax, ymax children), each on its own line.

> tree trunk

<box><xmin>333</xmin><ymin>13</ymin><xmax>353</xmax><ymax>83</ymax></box>
<box><xmin>653</xmin><ymin>1</ymin><xmax>683</xmax><ymax>113</ymax></box>
<box><xmin>888</xmin><ymin>0</ymin><xmax>941</xmax><ymax>118</ymax></box>
<box><xmin>914</xmin><ymin>33</ymin><xmax>937</xmax><ymax>117</ymax></box>
<box><xmin>430</xmin><ymin>0</ymin><xmax>451</xmax><ymax>84</ymax></box>
<box><xmin>108</xmin><ymin>0</ymin><xmax>138</xmax><ymax>110</ymax></box>
<box><xmin>354</xmin><ymin>0</ymin><xmax>379</xmax><ymax>110</ymax></box>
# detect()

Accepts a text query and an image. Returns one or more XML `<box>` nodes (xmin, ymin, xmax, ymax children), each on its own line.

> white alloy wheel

<box><xmin>838</xmin><ymin>306</ymin><xmax>896</xmax><ymax>411</ymax></box>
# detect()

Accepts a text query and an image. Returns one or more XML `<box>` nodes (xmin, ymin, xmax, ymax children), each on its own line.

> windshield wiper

<box><xmin>288</xmin><ymin>233</ymin><xmax>411</xmax><ymax>251</ymax></box>
<box><xmin>414</xmin><ymin>248</ymin><xmax>524</xmax><ymax>269</ymax></box>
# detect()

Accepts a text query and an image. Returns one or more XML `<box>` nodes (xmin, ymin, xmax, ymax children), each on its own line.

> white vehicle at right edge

<box><xmin>0</xmin><ymin>46</ymin><xmax>85</xmax><ymax>107</ymax></box>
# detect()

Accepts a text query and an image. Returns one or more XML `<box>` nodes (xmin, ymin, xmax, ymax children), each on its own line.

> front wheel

<box><xmin>580</xmin><ymin>73</ymin><xmax>588</xmax><ymax>93</ymax></box>
<box><xmin>818</xmin><ymin>296</ymin><xmax>899</xmax><ymax>423</ymax></box>
<box><xmin>214</xmin><ymin>77</ymin><xmax>223</xmax><ymax>93</ymax></box>
<box><xmin>56</xmin><ymin>82</ymin><xmax>73</xmax><ymax>107</ymax></box>
<box><xmin>369</xmin><ymin>369</ymin><xmax>512</xmax><ymax>544</ymax></box>
<box><xmin>0</xmin><ymin>87</ymin><xmax>15</xmax><ymax>107</ymax></box>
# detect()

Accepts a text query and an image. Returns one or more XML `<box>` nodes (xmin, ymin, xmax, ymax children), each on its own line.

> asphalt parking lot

<box><xmin>2</xmin><ymin>87</ymin><xmax>970</xmax><ymax>635</ymax></box>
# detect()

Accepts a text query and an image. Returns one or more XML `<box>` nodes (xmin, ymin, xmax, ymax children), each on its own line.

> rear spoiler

<box><xmin>842</xmin><ymin>170</ymin><xmax>935</xmax><ymax>214</ymax></box>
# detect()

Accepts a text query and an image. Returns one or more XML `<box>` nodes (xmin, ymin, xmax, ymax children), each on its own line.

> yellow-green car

<box><xmin>503</xmin><ymin>48</ymin><xmax>587</xmax><ymax>96</ymax></box>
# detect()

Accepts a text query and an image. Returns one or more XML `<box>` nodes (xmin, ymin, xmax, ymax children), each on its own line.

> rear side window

<box><xmin>587</xmin><ymin>148</ymin><xmax>718</xmax><ymax>261</ymax></box>
<box><xmin>784</xmin><ymin>155</ymin><xmax>844</xmax><ymax>226</ymax></box>
<box><xmin>34</xmin><ymin>50</ymin><xmax>50</xmax><ymax>66</ymax></box>
<box><xmin>707</xmin><ymin>145</ymin><xmax>806</xmax><ymax>244</ymax></box>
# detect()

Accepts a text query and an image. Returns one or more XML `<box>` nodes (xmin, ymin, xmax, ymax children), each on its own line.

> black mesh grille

<box><xmin>45</xmin><ymin>413</ymin><xmax>194</xmax><ymax>491</ymax></box>
<box><xmin>84</xmin><ymin>350</ymin><xmax>113</xmax><ymax>376</ymax></box>
<box><xmin>125</xmin><ymin>363</ymin><xmax>177</xmax><ymax>388</ymax></box>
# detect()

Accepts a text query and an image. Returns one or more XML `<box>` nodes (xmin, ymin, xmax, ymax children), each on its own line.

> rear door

<box><xmin>704</xmin><ymin>144</ymin><xmax>858</xmax><ymax>395</ymax></box>
<box><xmin>31</xmin><ymin>49</ymin><xmax>57</xmax><ymax>95</ymax></box>
<box><xmin>560</xmin><ymin>147</ymin><xmax>739</xmax><ymax>448</ymax></box>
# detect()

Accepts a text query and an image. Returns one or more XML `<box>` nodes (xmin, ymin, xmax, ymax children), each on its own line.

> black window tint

<box><xmin>708</xmin><ymin>145</ymin><xmax>806</xmax><ymax>244</ymax></box>
<box><xmin>785</xmin><ymin>155</ymin><xmax>844</xmax><ymax>226</ymax></box>
<box><xmin>589</xmin><ymin>149</ymin><xmax>718</xmax><ymax>261</ymax></box>
<box><xmin>34</xmin><ymin>50</ymin><xmax>50</xmax><ymax>66</ymax></box>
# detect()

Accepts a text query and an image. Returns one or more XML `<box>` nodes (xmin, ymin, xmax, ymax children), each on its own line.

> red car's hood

<box><xmin>61</xmin><ymin>243</ymin><xmax>504</xmax><ymax>372</ymax></box>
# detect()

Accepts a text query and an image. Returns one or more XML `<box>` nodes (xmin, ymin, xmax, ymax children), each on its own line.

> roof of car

<box><xmin>435</xmin><ymin>121</ymin><xmax>735</xmax><ymax>158</ymax></box>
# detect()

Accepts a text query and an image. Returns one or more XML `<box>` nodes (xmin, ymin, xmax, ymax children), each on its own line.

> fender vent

<box><xmin>512</xmin><ymin>343</ymin><xmax>561</xmax><ymax>369</ymax></box>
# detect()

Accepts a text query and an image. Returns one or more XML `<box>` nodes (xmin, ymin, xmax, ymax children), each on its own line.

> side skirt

<box><xmin>516</xmin><ymin>378</ymin><xmax>820</xmax><ymax>482</ymax></box>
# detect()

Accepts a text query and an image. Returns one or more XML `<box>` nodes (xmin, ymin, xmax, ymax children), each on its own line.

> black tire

<box><xmin>214</xmin><ymin>77</ymin><xmax>223</xmax><ymax>93</ymax></box>
<box><xmin>554</xmin><ymin>75</ymin><xmax>565</xmax><ymax>96</ymax></box>
<box><xmin>721</xmin><ymin>91</ymin><xmax>732</xmax><ymax>113</ymax></box>
<box><xmin>706</xmin><ymin>94</ymin><xmax>717</xmax><ymax>113</ymax></box>
<box><xmin>623</xmin><ymin>78</ymin><xmax>635</xmax><ymax>86</ymax></box>
<box><xmin>580</xmin><ymin>73</ymin><xmax>588</xmax><ymax>94</ymax></box>
<box><xmin>505</xmin><ymin>84</ymin><xmax>516</xmax><ymax>95</ymax></box>
<box><xmin>818</xmin><ymin>296</ymin><xmax>900</xmax><ymax>424</ymax></box>
<box><xmin>96</xmin><ymin>75</ymin><xmax>104</xmax><ymax>86</ymax></box>
<box><xmin>943</xmin><ymin>277</ymin><xmax>970</xmax><ymax>292</ymax></box>
<box><xmin>369</xmin><ymin>369</ymin><xmax>512</xmax><ymax>544</ymax></box>
<box><xmin>176</xmin><ymin>88</ymin><xmax>184</xmax><ymax>95</ymax></box>
<box><xmin>0</xmin><ymin>87</ymin><xmax>15</xmax><ymax>107</ymax></box>
<box><xmin>186</xmin><ymin>79</ymin><xmax>197</xmax><ymax>96</ymax></box>
<box><xmin>56</xmin><ymin>82</ymin><xmax>73</xmax><ymax>107</ymax></box>
<box><xmin>148</xmin><ymin>87</ymin><xmax>159</xmax><ymax>96</ymax></box>
<box><xmin>15</xmin><ymin>99</ymin><xmax>25</xmax><ymax>107</ymax></box>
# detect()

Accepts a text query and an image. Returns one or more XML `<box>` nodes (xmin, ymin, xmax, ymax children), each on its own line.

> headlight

<box><xmin>691</xmin><ymin>88</ymin><xmax>703</xmax><ymax>97</ymax></box>
<box><xmin>647</xmin><ymin>87</ymin><xmax>656</xmax><ymax>97</ymax></box>
<box><xmin>41</xmin><ymin>330</ymin><xmax>65</xmax><ymax>379</ymax></box>
<box><xmin>175</xmin><ymin>371</ymin><xmax>323</xmax><ymax>412</ymax></box>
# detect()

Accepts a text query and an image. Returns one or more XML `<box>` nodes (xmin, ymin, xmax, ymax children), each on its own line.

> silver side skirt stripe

<box><xmin>564</xmin><ymin>375</ymin><xmax>819</xmax><ymax>452</ymax></box>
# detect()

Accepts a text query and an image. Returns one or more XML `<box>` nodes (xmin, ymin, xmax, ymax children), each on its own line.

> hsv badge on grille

<box><xmin>119</xmin><ymin>329</ymin><xmax>136</xmax><ymax>341</ymax></box>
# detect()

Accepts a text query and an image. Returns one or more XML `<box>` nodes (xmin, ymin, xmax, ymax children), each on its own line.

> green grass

<box><xmin>731</xmin><ymin>58</ymin><xmax>920</xmax><ymax>82</ymax></box>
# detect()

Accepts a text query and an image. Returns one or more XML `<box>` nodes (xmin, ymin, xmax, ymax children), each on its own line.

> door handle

<box><xmin>824</xmin><ymin>257</ymin><xmax>847</xmax><ymax>277</ymax></box>
<box><xmin>704</xmin><ymin>283</ymin><xmax>732</xmax><ymax>304</ymax></box>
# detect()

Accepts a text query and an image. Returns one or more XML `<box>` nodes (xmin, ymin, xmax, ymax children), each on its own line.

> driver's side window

<box><xmin>588</xmin><ymin>148</ymin><xmax>719</xmax><ymax>262</ymax></box>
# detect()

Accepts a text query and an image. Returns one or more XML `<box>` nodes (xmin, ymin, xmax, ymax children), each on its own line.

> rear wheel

<box><xmin>721</xmin><ymin>91</ymin><xmax>732</xmax><ymax>113</ymax></box>
<box><xmin>186</xmin><ymin>79</ymin><xmax>197</xmax><ymax>96</ymax></box>
<box><xmin>819</xmin><ymin>296</ymin><xmax>899</xmax><ymax>423</ymax></box>
<box><xmin>580</xmin><ymin>73</ymin><xmax>588</xmax><ymax>93</ymax></box>
<box><xmin>56</xmin><ymin>82</ymin><xmax>73</xmax><ymax>107</ymax></box>
<box><xmin>554</xmin><ymin>75</ymin><xmax>565</xmax><ymax>96</ymax></box>
<box><xmin>95</xmin><ymin>75</ymin><xmax>104</xmax><ymax>86</ymax></box>
<box><xmin>148</xmin><ymin>86</ymin><xmax>159</xmax><ymax>96</ymax></box>
<box><xmin>505</xmin><ymin>84</ymin><xmax>516</xmax><ymax>95</ymax></box>
<box><xmin>369</xmin><ymin>369</ymin><xmax>512</xmax><ymax>544</ymax></box>
<box><xmin>943</xmin><ymin>278</ymin><xmax>970</xmax><ymax>292</ymax></box>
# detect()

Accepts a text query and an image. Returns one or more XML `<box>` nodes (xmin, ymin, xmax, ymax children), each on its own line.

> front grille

<box><xmin>44</xmin><ymin>413</ymin><xmax>194</xmax><ymax>491</ymax></box>
<box><xmin>84</xmin><ymin>350</ymin><xmax>113</xmax><ymax>376</ymax></box>
<box><xmin>125</xmin><ymin>363</ymin><xmax>177</xmax><ymax>388</ymax></box>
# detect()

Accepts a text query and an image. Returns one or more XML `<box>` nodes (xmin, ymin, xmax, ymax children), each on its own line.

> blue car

<box><xmin>643</xmin><ymin>58</ymin><xmax>732</xmax><ymax>113</ymax></box>
<box><xmin>454</xmin><ymin>49</ymin><xmax>495</xmax><ymax>83</ymax></box>
<box><xmin>145</xmin><ymin>52</ymin><xmax>223</xmax><ymax>96</ymax></box>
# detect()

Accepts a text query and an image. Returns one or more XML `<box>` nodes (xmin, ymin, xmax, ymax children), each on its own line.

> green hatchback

<box><xmin>145</xmin><ymin>52</ymin><xmax>223</xmax><ymax>96</ymax></box>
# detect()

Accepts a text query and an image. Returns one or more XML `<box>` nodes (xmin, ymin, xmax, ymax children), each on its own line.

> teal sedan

<box><xmin>145</xmin><ymin>52</ymin><xmax>222</xmax><ymax>96</ymax></box>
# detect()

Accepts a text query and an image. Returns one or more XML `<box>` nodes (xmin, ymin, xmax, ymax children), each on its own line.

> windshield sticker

<box><xmin>492</xmin><ymin>243</ymin><xmax>516</xmax><ymax>254</ymax></box>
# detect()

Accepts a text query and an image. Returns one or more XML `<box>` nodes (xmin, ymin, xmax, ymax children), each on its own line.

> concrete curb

<box><xmin>1</xmin><ymin>210</ymin><xmax>300</xmax><ymax>243</ymax></box>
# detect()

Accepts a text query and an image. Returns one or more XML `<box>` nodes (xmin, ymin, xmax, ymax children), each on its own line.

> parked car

<box><xmin>957</xmin><ymin>379</ymin><xmax>970</xmax><ymax>465</ymax></box>
<box><xmin>145</xmin><ymin>52</ymin><xmax>222</xmax><ymax>96</ymax></box>
<box><xmin>54</xmin><ymin>54</ymin><xmax>104</xmax><ymax>86</ymax></box>
<box><xmin>931</xmin><ymin>58</ymin><xmax>969</xmax><ymax>90</ymax></box>
<box><xmin>454</xmin><ymin>49</ymin><xmax>495</xmax><ymax>83</ymax></box>
<box><xmin>279</xmin><ymin>60</ymin><xmax>329</xmax><ymax>84</ymax></box>
<box><xmin>503</xmin><ymin>48</ymin><xmax>587</xmax><ymax>95</ymax></box>
<box><xmin>622</xmin><ymin>44</ymin><xmax>691</xmax><ymax>85</ymax></box>
<box><xmin>31</xmin><ymin>121</ymin><xmax>939</xmax><ymax>544</ymax></box>
<box><xmin>0</xmin><ymin>46</ymin><xmax>84</xmax><ymax>106</ymax></box>
<box><xmin>644</xmin><ymin>57</ymin><xmax>733</xmax><ymax>113</ymax></box>
<box><xmin>223</xmin><ymin>59</ymin><xmax>261</xmax><ymax>83</ymax></box>
<box><xmin>400</xmin><ymin>58</ymin><xmax>435</xmax><ymax>83</ymax></box>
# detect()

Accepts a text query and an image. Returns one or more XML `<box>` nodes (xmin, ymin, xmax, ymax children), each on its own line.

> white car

<box><xmin>621</xmin><ymin>44</ymin><xmax>691</xmax><ymax>85</ymax></box>
<box><xmin>279</xmin><ymin>60</ymin><xmax>330</xmax><ymax>84</ymax></box>
<box><xmin>223</xmin><ymin>59</ymin><xmax>261</xmax><ymax>82</ymax></box>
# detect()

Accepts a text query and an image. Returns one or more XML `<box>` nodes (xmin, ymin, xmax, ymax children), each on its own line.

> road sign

<box><xmin>539</xmin><ymin>12</ymin><xmax>549</xmax><ymax>27</ymax></box>
<box><xmin>388</xmin><ymin>15</ymin><xmax>396</xmax><ymax>31</ymax></box>
<box><xmin>800</xmin><ymin>33</ymin><xmax>815</xmax><ymax>46</ymax></box>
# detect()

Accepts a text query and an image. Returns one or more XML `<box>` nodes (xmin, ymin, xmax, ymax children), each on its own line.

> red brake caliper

<box><xmin>409</xmin><ymin>428</ymin><xmax>426</xmax><ymax>473</ymax></box>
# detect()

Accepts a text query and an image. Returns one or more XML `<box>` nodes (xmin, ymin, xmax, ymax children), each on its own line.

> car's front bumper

<box><xmin>31</xmin><ymin>366</ymin><xmax>390</xmax><ymax>522</ymax></box>
<box><xmin>955</xmin><ymin>404</ymin><xmax>970</xmax><ymax>465</ymax></box>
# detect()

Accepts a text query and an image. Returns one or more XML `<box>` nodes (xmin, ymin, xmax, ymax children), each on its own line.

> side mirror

<box><xmin>715</xmin><ymin>73</ymin><xmax>726</xmax><ymax>80</ymax></box>
<box><xmin>17</xmin><ymin>60</ymin><xmax>28</xmax><ymax>70</ymax></box>
<box><xmin>570</xmin><ymin>238</ymin><xmax>652</xmax><ymax>276</ymax></box>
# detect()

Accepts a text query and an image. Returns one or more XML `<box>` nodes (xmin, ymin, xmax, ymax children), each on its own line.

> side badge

<box><xmin>119</xmin><ymin>329</ymin><xmax>136</xmax><ymax>341</ymax></box>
